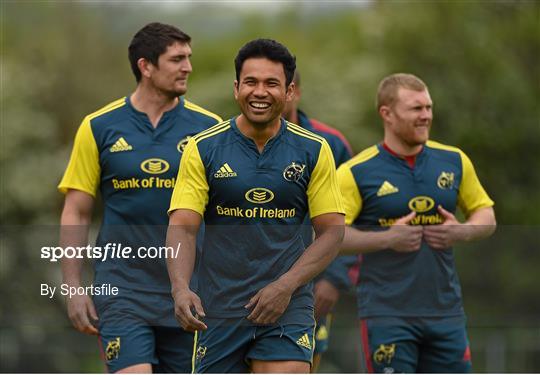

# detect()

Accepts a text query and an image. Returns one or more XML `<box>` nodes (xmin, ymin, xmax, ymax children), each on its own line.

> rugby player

<box><xmin>166</xmin><ymin>39</ymin><xmax>345</xmax><ymax>373</ymax></box>
<box><xmin>58</xmin><ymin>22</ymin><xmax>221</xmax><ymax>373</ymax></box>
<box><xmin>338</xmin><ymin>73</ymin><xmax>496</xmax><ymax>373</ymax></box>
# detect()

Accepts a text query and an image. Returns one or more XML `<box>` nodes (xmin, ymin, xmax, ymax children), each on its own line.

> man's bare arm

<box><xmin>166</xmin><ymin>209</ymin><xmax>206</xmax><ymax>332</ymax></box>
<box><xmin>423</xmin><ymin>206</ymin><xmax>496</xmax><ymax>249</ymax></box>
<box><xmin>60</xmin><ymin>189</ymin><xmax>98</xmax><ymax>335</ymax></box>
<box><xmin>341</xmin><ymin>211</ymin><xmax>423</xmax><ymax>255</ymax></box>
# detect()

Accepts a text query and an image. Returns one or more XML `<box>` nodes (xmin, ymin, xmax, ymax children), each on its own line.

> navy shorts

<box><xmin>193</xmin><ymin>317</ymin><xmax>316</xmax><ymax>373</ymax></box>
<box><xmin>360</xmin><ymin>317</ymin><xmax>472</xmax><ymax>373</ymax></box>
<box><xmin>95</xmin><ymin>289</ymin><xmax>193</xmax><ymax>373</ymax></box>
<box><xmin>314</xmin><ymin>314</ymin><xmax>332</xmax><ymax>355</ymax></box>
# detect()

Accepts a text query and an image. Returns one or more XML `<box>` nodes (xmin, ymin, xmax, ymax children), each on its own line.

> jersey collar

<box><xmin>379</xmin><ymin>142</ymin><xmax>427</xmax><ymax>169</ymax></box>
<box><xmin>125</xmin><ymin>96</ymin><xmax>184</xmax><ymax>135</ymax></box>
<box><xmin>231</xmin><ymin>116</ymin><xmax>287</xmax><ymax>154</ymax></box>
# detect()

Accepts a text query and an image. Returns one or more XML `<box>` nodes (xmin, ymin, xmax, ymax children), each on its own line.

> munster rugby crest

<box><xmin>105</xmin><ymin>337</ymin><xmax>121</xmax><ymax>361</ymax></box>
<box><xmin>437</xmin><ymin>171</ymin><xmax>455</xmax><ymax>189</ymax></box>
<box><xmin>283</xmin><ymin>162</ymin><xmax>306</xmax><ymax>182</ymax></box>
<box><xmin>177</xmin><ymin>136</ymin><xmax>192</xmax><ymax>153</ymax></box>
<box><xmin>373</xmin><ymin>343</ymin><xmax>395</xmax><ymax>365</ymax></box>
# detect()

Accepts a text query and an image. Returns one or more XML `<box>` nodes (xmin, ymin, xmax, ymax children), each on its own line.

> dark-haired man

<box><xmin>283</xmin><ymin>71</ymin><xmax>357</xmax><ymax>372</ymax></box>
<box><xmin>59</xmin><ymin>22</ymin><xmax>221</xmax><ymax>373</ymax></box>
<box><xmin>166</xmin><ymin>39</ymin><xmax>345</xmax><ymax>373</ymax></box>
<box><xmin>338</xmin><ymin>73</ymin><xmax>496</xmax><ymax>373</ymax></box>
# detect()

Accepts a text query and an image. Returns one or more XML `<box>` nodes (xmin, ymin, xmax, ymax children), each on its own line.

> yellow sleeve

<box><xmin>307</xmin><ymin>140</ymin><xmax>345</xmax><ymax>219</ymax></box>
<box><xmin>58</xmin><ymin>117</ymin><xmax>100</xmax><ymax>197</ymax></box>
<box><xmin>168</xmin><ymin>138</ymin><xmax>209</xmax><ymax>216</ymax></box>
<box><xmin>457</xmin><ymin>151</ymin><xmax>494</xmax><ymax>217</ymax></box>
<box><xmin>336</xmin><ymin>164</ymin><xmax>362</xmax><ymax>225</ymax></box>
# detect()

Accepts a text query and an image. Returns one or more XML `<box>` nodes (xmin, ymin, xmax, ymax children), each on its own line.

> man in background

<box><xmin>58</xmin><ymin>22</ymin><xmax>221</xmax><ymax>373</ymax></box>
<box><xmin>338</xmin><ymin>73</ymin><xmax>496</xmax><ymax>373</ymax></box>
<box><xmin>283</xmin><ymin>71</ymin><xmax>358</xmax><ymax>372</ymax></box>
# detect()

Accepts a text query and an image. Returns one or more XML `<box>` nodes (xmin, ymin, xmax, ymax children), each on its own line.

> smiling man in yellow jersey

<box><xmin>166</xmin><ymin>39</ymin><xmax>345</xmax><ymax>373</ymax></box>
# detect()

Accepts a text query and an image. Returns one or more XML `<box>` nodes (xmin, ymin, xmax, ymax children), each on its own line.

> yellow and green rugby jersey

<box><xmin>169</xmin><ymin>118</ymin><xmax>345</xmax><ymax>319</ymax></box>
<box><xmin>337</xmin><ymin>141</ymin><xmax>494</xmax><ymax>318</ymax></box>
<box><xmin>58</xmin><ymin>96</ymin><xmax>221</xmax><ymax>292</ymax></box>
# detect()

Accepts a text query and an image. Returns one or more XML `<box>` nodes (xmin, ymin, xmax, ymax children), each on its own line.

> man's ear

<box><xmin>138</xmin><ymin>58</ymin><xmax>154</xmax><ymax>80</ymax></box>
<box><xmin>233</xmin><ymin>80</ymin><xmax>239</xmax><ymax>100</ymax></box>
<box><xmin>285</xmin><ymin>82</ymin><xmax>295</xmax><ymax>102</ymax></box>
<box><xmin>379</xmin><ymin>105</ymin><xmax>392</xmax><ymax>123</ymax></box>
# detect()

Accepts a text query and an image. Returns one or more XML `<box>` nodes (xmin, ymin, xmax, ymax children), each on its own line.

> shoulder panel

<box><xmin>286</xmin><ymin>121</ymin><xmax>326</xmax><ymax>145</ymax></box>
<box><xmin>184</xmin><ymin>99</ymin><xmax>223</xmax><ymax>123</ymax></box>
<box><xmin>192</xmin><ymin>120</ymin><xmax>231</xmax><ymax>143</ymax></box>
<box><xmin>87</xmin><ymin>97</ymin><xmax>126</xmax><ymax>122</ymax></box>
<box><xmin>344</xmin><ymin>145</ymin><xmax>380</xmax><ymax>168</ymax></box>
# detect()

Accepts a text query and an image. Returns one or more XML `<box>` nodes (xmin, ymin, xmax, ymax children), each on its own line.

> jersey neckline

<box><xmin>230</xmin><ymin>116</ymin><xmax>287</xmax><ymax>155</ymax></box>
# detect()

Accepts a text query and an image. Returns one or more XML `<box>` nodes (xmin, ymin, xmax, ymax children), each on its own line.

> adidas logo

<box><xmin>296</xmin><ymin>333</ymin><xmax>312</xmax><ymax>350</ymax></box>
<box><xmin>214</xmin><ymin>163</ymin><xmax>237</xmax><ymax>178</ymax></box>
<box><xmin>110</xmin><ymin>137</ymin><xmax>133</xmax><ymax>152</ymax></box>
<box><xmin>377</xmin><ymin>181</ymin><xmax>399</xmax><ymax>197</ymax></box>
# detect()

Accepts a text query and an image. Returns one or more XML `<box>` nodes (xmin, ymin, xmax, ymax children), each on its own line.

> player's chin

<box><xmin>172</xmin><ymin>83</ymin><xmax>188</xmax><ymax>96</ymax></box>
<box><xmin>246</xmin><ymin>112</ymin><xmax>278</xmax><ymax>127</ymax></box>
<box><xmin>413</xmin><ymin>128</ymin><xmax>430</xmax><ymax>143</ymax></box>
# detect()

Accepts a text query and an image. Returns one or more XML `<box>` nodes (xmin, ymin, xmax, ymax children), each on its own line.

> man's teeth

<box><xmin>251</xmin><ymin>102</ymin><xmax>270</xmax><ymax>109</ymax></box>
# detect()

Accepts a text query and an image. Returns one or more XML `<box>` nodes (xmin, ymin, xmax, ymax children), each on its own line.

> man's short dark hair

<box><xmin>128</xmin><ymin>22</ymin><xmax>191</xmax><ymax>82</ymax></box>
<box><xmin>234</xmin><ymin>39</ymin><xmax>296</xmax><ymax>87</ymax></box>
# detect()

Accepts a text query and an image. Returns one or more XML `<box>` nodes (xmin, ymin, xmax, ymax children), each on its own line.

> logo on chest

<box><xmin>177</xmin><ymin>136</ymin><xmax>192</xmax><ymax>153</ymax></box>
<box><xmin>245</xmin><ymin>188</ymin><xmax>274</xmax><ymax>204</ymax></box>
<box><xmin>110</xmin><ymin>137</ymin><xmax>133</xmax><ymax>153</ymax></box>
<box><xmin>283</xmin><ymin>162</ymin><xmax>306</xmax><ymax>182</ymax></box>
<box><xmin>377</xmin><ymin>181</ymin><xmax>399</xmax><ymax>197</ymax></box>
<box><xmin>437</xmin><ymin>171</ymin><xmax>455</xmax><ymax>189</ymax></box>
<box><xmin>408</xmin><ymin>196</ymin><xmax>435</xmax><ymax>213</ymax></box>
<box><xmin>140</xmin><ymin>158</ymin><xmax>170</xmax><ymax>174</ymax></box>
<box><xmin>214</xmin><ymin>163</ymin><xmax>237</xmax><ymax>178</ymax></box>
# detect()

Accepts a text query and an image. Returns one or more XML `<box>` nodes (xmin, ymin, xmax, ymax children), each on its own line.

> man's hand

<box><xmin>66</xmin><ymin>294</ymin><xmax>99</xmax><ymax>335</ymax></box>
<box><xmin>245</xmin><ymin>279</ymin><xmax>294</xmax><ymax>325</ymax></box>
<box><xmin>423</xmin><ymin>205</ymin><xmax>461</xmax><ymax>249</ymax></box>
<box><xmin>172</xmin><ymin>288</ymin><xmax>207</xmax><ymax>332</ymax></box>
<box><xmin>313</xmin><ymin>279</ymin><xmax>340</xmax><ymax>321</ymax></box>
<box><xmin>387</xmin><ymin>211</ymin><xmax>423</xmax><ymax>252</ymax></box>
